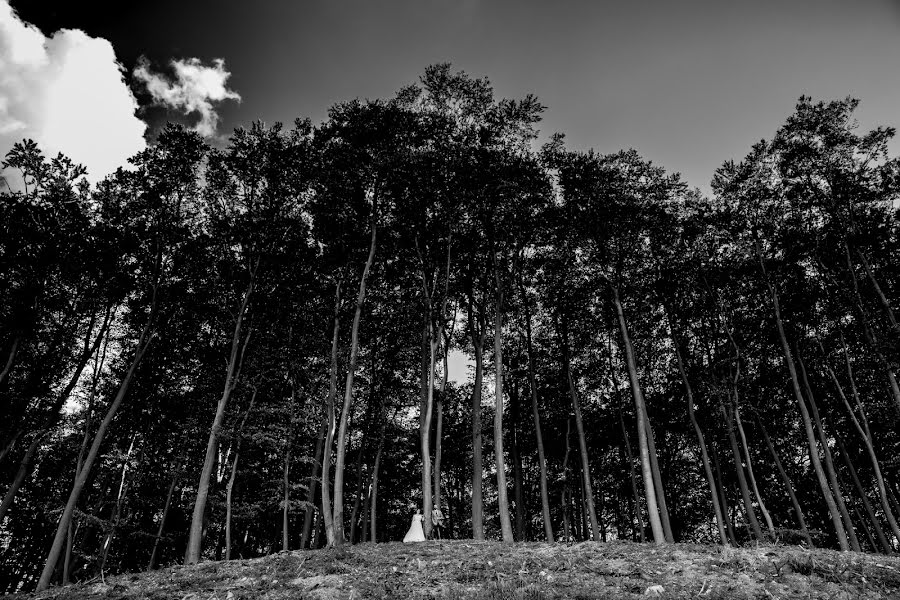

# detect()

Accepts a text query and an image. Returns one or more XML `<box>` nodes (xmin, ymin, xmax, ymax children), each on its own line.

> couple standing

<box><xmin>402</xmin><ymin>507</ymin><xmax>445</xmax><ymax>542</ymax></box>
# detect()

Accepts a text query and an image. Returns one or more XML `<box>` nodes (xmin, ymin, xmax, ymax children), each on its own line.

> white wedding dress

<box><xmin>403</xmin><ymin>513</ymin><xmax>426</xmax><ymax>542</ymax></box>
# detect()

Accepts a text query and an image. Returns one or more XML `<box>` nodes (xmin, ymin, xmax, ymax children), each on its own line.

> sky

<box><xmin>3</xmin><ymin>0</ymin><xmax>898</xmax><ymax>382</ymax></box>
<box><xmin>5</xmin><ymin>0</ymin><xmax>899</xmax><ymax>193</ymax></box>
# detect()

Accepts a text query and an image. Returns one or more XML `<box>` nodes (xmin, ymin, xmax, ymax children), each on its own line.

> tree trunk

<box><xmin>469</xmin><ymin>316</ymin><xmax>486</xmax><ymax>540</ymax></box>
<box><xmin>369</xmin><ymin>416</ymin><xmax>386</xmax><ymax>543</ymax></box>
<box><xmin>826</xmin><ymin>337</ymin><xmax>900</xmax><ymax>544</ymax></box>
<box><xmin>843</xmin><ymin>241</ymin><xmax>900</xmax><ymax>414</ymax></box>
<box><xmin>561</xmin><ymin>417</ymin><xmax>572</xmax><ymax>541</ymax></box>
<box><xmin>755</xmin><ymin>241</ymin><xmax>849</xmax><ymax>550</ymax></box>
<box><xmin>66</xmin><ymin>330</ymin><xmax>110</xmax><ymax>584</ymax></box>
<box><xmin>856</xmin><ymin>247</ymin><xmax>898</xmax><ymax>332</ymax></box>
<box><xmin>349</xmin><ymin>402</ymin><xmax>373</xmax><ymax>544</ymax></box>
<box><xmin>301</xmin><ymin>417</ymin><xmax>326</xmax><ymax>549</ymax></box>
<box><xmin>282</xmin><ymin>384</ymin><xmax>300</xmax><ymax>552</ymax></box>
<box><xmin>757</xmin><ymin>418</ymin><xmax>812</xmax><ymax>546</ymax></box>
<box><xmin>492</xmin><ymin>254</ymin><xmax>515</xmax><ymax>543</ymax></box>
<box><xmin>510</xmin><ymin>378</ymin><xmax>526</xmax><ymax>540</ymax></box>
<box><xmin>225</xmin><ymin>387</ymin><xmax>257</xmax><ymax>560</ymax></box>
<box><xmin>36</xmin><ymin>325</ymin><xmax>155</xmax><ymax>591</ymax></box>
<box><xmin>521</xmin><ymin>296</ymin><xmax>553</xmax><ymax>542</ymax></box>
<box><xmin>0</xmin><ymin>335</ymin><xmax>20</xmax><ymax>391</ymax></box>
<box><xmin>99</xmin><ymin>435</ymin><xmax>137</xmax><ymax>573</ymax></box>
<box><xmin>734</xmin><ymin>406</ymin><xmax>774</xmax><ymax>537</ymax></box>
<box><xmin>724</xmin><ymin>403</ymin><xmax>764</xmax><ymax>541</ymax></box>
<box><xmin>641</xmin><ymin>402</ymin><xmax>673</xmax><ymax>542</ymax></box>
<box><xmin>711</xmin><ymin>442</ymin><xmax>738</xmax><ymax>546</ymax></box>
<box><xmin>0</xmin><ymin>308</ymin><xmax>111</xmax><ymax>524</ymax></box>
<box><xmin>420</xmin><ymin>325</ymin><xmax>436</xmax><ymax>539</ymax></box>
<box><xmin>836</xmin><ymin>433</ymin><xmax>891</xmax><ymax>553</ymax></box>
<box><xmin>619</xmin><ymin>410</ymin><xmax>644</xmax><ymax>542</ymax></box>
<box><xmin>149</xmin><ymin>469</ymin><xmax>179</xmax><ymax>569</ymax></box>
<box><xmin>0</xmin><ymin>432</ymin><xmax>44</xmax><ymax>523</ymax></box>
<box><xmin>560</xmin><ymin>316</ymin><xmax>601</xmax><ymax>542</ymax></box>
<box><xmin>434</xmin><ymin>335</ymin><xmax>450</xmax><ymax>525</ymax></box>
<box><xmin>611</xmin><ymin>286</ymin><xmax>664</xmax><ymax>544</ymax></box>
<box><xmin>185</xmin><ymin>274</ymin><xmax>255</xmax><ymax>565</ymax></box>
<box><xmin>332</xmin><ymin>211</ymin><xmax>377</xmax><ymax>549</ymax></box>
<box><xmin>797</xmin><ymin>353</ymin><xmax>861</xmax><ymax>551</ymax></box>
<box><xmin>322</xmin><ymin>282</ymin><xmax>342</xmax><ymax>547</ymax></box>
<box><xmin>669</xmin><ymin>328</ymin><xmax>727</xmax><ymax>544</ymax></box>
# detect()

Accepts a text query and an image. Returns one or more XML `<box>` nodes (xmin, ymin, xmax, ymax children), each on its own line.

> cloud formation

<box><xmin>133</xmin><ymin>57</ymin><xmax>241</xmax><ymax>137</ymax></box>
<box><xmin>0</xmin><ymin>0</ymin><xmax>147</xmax><ymax>182</ymax></box>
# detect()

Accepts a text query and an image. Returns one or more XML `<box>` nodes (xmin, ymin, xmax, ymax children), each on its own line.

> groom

<box><xmin>431</xmin><ymin>506</ymin><xmax>445</xmax><ymax>540</ymax></box>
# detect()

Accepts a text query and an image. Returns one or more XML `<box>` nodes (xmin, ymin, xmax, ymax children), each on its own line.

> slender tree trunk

<box><xmin>36</xmin><ymin>324</ymin><xmax>155</xmax><ymax>591</ymax></box>
<box><xmin>757</xmin><ymin>418</ymin><xmax>812</xmax><ymax>546</ymax></box>
<box><xmin>510</xmin><ymin>378</ymin><xmax>526</xmax><ymax>540</ymax></box>
<box><xmin>149</xmin><ymin>469</ymin><xmax>179</xmax><ymax>569</ymax></box>
<box><xmin>0</xmin><ymin>429</ymin><xmax>22</xmax><ymax>469</ymax></box>
<box><xmin>433</xmin><ymin>391</ymin><xmax>443</xmax><ymax>522</ymax></box>
<box><xmin>668</xmin><ymin>325</ymin><xmax>727</xmax><ymax>544</ymax></box>
<box><xmin>856</xmin><ymin>247</ymin><xmax>898</xmax><ymax>332</ymax></box>
<box><xmin>521</xmin><ymin>297</ymin><xmax>553</xmax><ymax>542</ymax></box>
<box><xmin>836</xmin><ymin>434</ymin><xmax>891</xmax><ymax>553</ymax></box>
<box><xmin>369</xmin><ymin>416</ymin><xmax>386</xmax><ymax>543</ymax></box>
<box><xmin>65</xmin><ymin>330</ymin><xmax>109</xmax><ymax>584</ymax></box>
<box><xmin>420</xmin><ymin>327</ymin><xmax>436</xmax><ymax>539</ymax></box>
<box><xmin>0</xmin><ymin>335</ymin><xmax>20</xmax><ymax>391</ymax></box>
<box><xmin>360</xmin><ymin>470</ymin><xmax>371</xmax><ymax>543</ymax></box>
<box><xmin>492</xmin><ymin>255</ymin><xmax>515</xmax><ymax>543</ymax></box>
<box><xmin>333</xmin><ymin>211</ymin><xmax>377</xmax><ymax>549</ymax></box>
<box><xmin>561</xmin><ymin>417</ymin><xmax>572</xmax><ymax>541</ymax></box>
<box><xmin>434</xmin><ymin>336</ymin><xmax>449</xmax><ymax>524</ymax></box>
<box><xmin>824</xmin><ymin>337</ymin><xmax>900</xmax><ymax>544</ymax></box>
<box><xmin>712</xmin><ymin>442</ymin><xmax>738</xmax><ymax>546</ymax></box>
<box><xmin>641</xmin><ymin>401</ymin><xmax>673</xmax><ymax>542</ymax></box>
<box><xmin>611</xmin><ymin>286</ymin><xmax>664</xmax><ymax>543</ymax></box>
<box><xmin>755</xmin><ymin>241</ymin><xmax>849</xmax><ymax>550</ymax></box>
<box><xmin>417</xmin><ymin>241</ymin><xmax>452</xmax><ymax>540</ymax></box>
<box><xmin>0</xmin><ymin>432</ymin><xmax>43</xmax><ymax>523</ymax></box>
<box><xmin>301</xmin><ymin>417</ymin><xmax>326</xmax><ymax>549</ymax></box>
<box><xmin>855</xmin><ymin>505</ymin><xmax>879</xmax><ymax>552</ymax></box>
<box><xmin>470</xmin><ymin>321</ymin><xmax>486</xmax><ymax>540</ymax></box>
<box><xmin>99</xmin><ymin>435</ymin><xmax>137</xmax><ymax>573</ymax></box>
<box><xmin>225</xmin><ymin>387</ymin><xmax>257</xmax><ymax>560</ymax></box>
<box><xmin>577</xmin><ymin>457</ymin><xmax>588</xmax><ymax>540</ymax></box>
<box><xmin>282</xmin><ymin>386</ymin><xmax>298</xmax><ymax>552</ymax></box>
<box><xmin>186</xmin><ymin>275</ymin><xmax>255</xmax><ymax>565</ymax></box>
<box><xmin>797</xmin><ymin>353</ymin><xmax>861</xmax><ymax>551</ymax></box>
<box><xmin>0</xmin><ymin>308</ymin><xmax>111</xmax><ymax>524</ymax></box>
<box><xmin>349</xmin><ymin>404</ymin><xmax>372</xmax><ymax>544</ymax></box>
<box><xmin>560</xmin><ymin>317</ymin><xmax>601</xmax><ymax>542</ymax></box>
<box><xmin>843</xmin><ymin>241</ymin><xmax>900</xmax><ymax>414</ymax></box>
<box><xmin>322</xmin><ymin>282</ymin><xmax>342</xmax><ymax>547</ymax></box>
<box><xmin>734</xmin><ymin>406</ymin><xmax>774</xmax><ymax>537</ymax></box>
<box><xmin>724</xmin><ymin>403</ymin><xmax>764</xmax><ymax>541</ymax></box>
<box><xmin>619</xmin><ymin>410</ymin><xmax>644</xmax><ymax>542</ymax></box>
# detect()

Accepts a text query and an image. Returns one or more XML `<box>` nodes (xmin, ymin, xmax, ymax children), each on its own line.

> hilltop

<box><xmin>17</xmin><ymin>540</ymin><xmax>900</xmax><ymax>600</ymax></box>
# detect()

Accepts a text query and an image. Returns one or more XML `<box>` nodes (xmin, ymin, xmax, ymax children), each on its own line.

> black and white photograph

<box><xmin>1</xmin><ymin>1</ymin><xmax>899</xmax><ymax>597</ymax></box>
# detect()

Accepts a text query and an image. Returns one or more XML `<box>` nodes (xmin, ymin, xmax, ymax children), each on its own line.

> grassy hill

<box><xmin>18</xmin><ymin>540</ymin><xmax>900</xmax><ymax>600</ymax></box>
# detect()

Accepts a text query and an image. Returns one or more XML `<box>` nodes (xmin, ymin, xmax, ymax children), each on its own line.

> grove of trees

<box><xmin>1</xmin><ymin>64</ymin><xmax>899</xmax><ymax>592</ymax></box>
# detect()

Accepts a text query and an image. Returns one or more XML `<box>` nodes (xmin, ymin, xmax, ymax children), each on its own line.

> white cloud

<box><xmin>0</xmin><ymin>0</ymin><xmax>147</xmax><ymax>182</ymax></box>
<box><xmin>133</xmin><ymin>56</ymin><xmax>240</xmax><ymax>137</ymax></box>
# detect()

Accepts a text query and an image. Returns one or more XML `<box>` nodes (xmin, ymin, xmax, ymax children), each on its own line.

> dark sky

<box><xmin>14</xmin><ymin>0</ymin><xmax>900</xmax><ymax>192</ymax></box>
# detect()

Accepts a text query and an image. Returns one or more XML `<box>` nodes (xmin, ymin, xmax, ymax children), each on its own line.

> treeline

<box><xmin>1</xmin><ymin>64</ymin><xmax>899</xmax><ymax>592</ymax></box>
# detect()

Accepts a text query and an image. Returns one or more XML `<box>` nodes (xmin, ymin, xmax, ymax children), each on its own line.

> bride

<box><xmin>402</xmin><ymin>509</ymin><xmax>426</xmax><ymax>542</ymax></box>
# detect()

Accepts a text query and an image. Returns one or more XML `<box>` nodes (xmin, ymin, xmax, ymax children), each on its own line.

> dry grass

<box><xmin>18</xmin><ymin>540</ymin><xmax>900</xmax><ymax>600</ymax></box>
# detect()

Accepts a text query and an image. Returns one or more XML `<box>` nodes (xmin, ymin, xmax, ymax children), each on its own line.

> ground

<box><xmin>19</xmin><ymin>540</ymin><xmax>900</xmax><ymax>599</ymax></box>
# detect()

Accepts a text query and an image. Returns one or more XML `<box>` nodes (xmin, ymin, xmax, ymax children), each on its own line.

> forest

<box><xmin>1</xmin><ymin>64</ymin><xmax>899</xmax><ymax>593</ymax></box>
